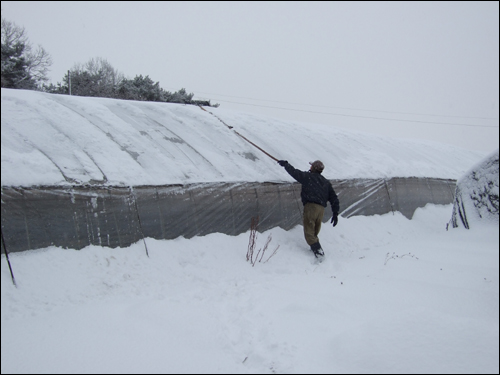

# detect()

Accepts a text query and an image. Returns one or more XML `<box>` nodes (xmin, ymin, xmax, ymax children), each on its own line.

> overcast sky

<box><xmin>2</xmin><ymin>1</ymin><xmax>499</xmax><ymax>153</ymax></box>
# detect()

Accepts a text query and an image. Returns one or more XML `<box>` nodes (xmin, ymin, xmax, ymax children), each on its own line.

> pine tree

<box><xmin>1</xmin><ymin>17</ymin><xmax>52</xmax><ymax>89</ymax></box>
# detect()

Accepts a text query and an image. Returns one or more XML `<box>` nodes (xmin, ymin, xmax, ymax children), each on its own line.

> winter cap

<box><xmin>309</xmin><ymin>160</ymin><xmax>324</xmax><ymax>173</ymax></box>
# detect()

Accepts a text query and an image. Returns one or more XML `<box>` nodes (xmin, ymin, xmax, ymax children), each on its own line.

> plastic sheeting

<box><xmin>1</xmin><ymin>177</ymin><xmax>456</xmax><ymax>253</ymax></box>
<box><xmin>449</xmin><ymin>149</ymin><xmax>499</xmax><ymax>229</ymax></box>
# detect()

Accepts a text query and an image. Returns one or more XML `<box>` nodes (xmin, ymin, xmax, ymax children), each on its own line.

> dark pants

<box><xmin>303</xmin><ymin>202</ymin><xmax>324</xmax><ymax>248</ymax></box>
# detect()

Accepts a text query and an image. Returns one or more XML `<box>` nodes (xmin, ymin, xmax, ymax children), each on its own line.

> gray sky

<box><xmin>2</xmin><ymin>1</ymin><xmax>499</xmax><ymax>153</ymax></box>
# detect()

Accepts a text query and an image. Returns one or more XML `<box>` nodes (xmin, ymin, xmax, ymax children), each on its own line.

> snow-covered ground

<box><xmin>1</xmin><ymin>204</ymin><xmax>498</xmax><ymax>374</ymax></box>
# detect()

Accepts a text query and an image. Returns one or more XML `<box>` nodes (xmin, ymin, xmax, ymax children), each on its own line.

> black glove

<box><xmin>331</xmin><ymin>213</ymin><xmax>338</xmax><ymax>227</ymax></box>
<box><xmin>278</xmin><ymin>160</ymin><xmax>288</xmax><ymax>167</ymax></box>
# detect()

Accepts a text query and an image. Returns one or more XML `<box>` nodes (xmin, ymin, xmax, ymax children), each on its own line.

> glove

<box><xmin>278</xmin><ymin>160</ymin><xmax>288</xmax><ymax>167</ymax></box>
<box><xmin>331</xmin><ymin>213</ymin><xmax>338</xmax><ymax>227</ymax></box>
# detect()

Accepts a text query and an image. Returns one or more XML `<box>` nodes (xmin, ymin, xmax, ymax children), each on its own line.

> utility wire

<box><xmin>206</xmin><ymin>99</ymin><xmax>498</xmax><ymax>129</ymax></box>
<box><xmin>185</xmin><ymin>89</ymin><xmax>498</xmax><ymax>121</ymax></box>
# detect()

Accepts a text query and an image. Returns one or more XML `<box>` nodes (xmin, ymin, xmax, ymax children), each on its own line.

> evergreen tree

<box><xmin>42</xmin><ymin>81</ymin><xmax>68</xmax><ymax>95</ymax></box>
<box><xmin>1</xmin><ymin>17</ymin><xmax>52</xmax><ymax>89</ymax></box>
<box><xmin>117</xmin><ymin>75</ymin><xmax>159</xmax><ymax>101</ymax></box>
<box><xmin>169</xmin><ymin>88</ymin><xmax>194</xmax><ymax>104</ymax></box>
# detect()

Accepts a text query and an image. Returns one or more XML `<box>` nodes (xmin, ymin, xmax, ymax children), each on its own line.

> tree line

<box><xmin>1</xmin><ymin>16</ymin><xmax>218</xmax><ymax>107</ymax></box>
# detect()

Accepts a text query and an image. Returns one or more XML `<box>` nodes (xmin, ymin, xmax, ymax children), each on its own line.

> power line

<box><xmin>208</xmin><ymin>99</ymin><xmax>498</xmax><ymax>129</ymax></box>
<box><xmin>187</xmin><ymin>89</ymin><xmax>498</xmax><ymax>121</ymax></box>
<box><xmin>168</xmin><ymin>86</ymin><xmax>499</xmax><ymax>128</ymax></box>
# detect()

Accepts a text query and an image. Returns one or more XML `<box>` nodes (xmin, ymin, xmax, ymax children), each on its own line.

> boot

<box><xmin>310</xmin><ymin>242</ymin><xmax>324</xmax><ymax>257</ymax></box>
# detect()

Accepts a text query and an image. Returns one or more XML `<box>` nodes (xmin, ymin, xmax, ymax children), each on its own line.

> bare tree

<box><xmin>69</xmin><ymin>57</ymin><xmax>124</xmax><ymax>97</ymax></box>
<box><xmin>1</xmin><ymin>17</ymin><xmax>52</xmax><ymax>88</ymax></box>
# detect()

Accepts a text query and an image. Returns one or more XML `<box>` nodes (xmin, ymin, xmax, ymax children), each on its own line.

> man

<box><xmin>278</xmin><ymin>159</ymin><xmax>339</xmax><ymax>258</ymax></box>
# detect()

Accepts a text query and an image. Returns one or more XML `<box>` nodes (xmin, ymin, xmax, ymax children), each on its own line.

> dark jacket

<box><xmin>282</xmin><ymin>161</ymin><xmax>339</xmax><ymax>214</ymax></box>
